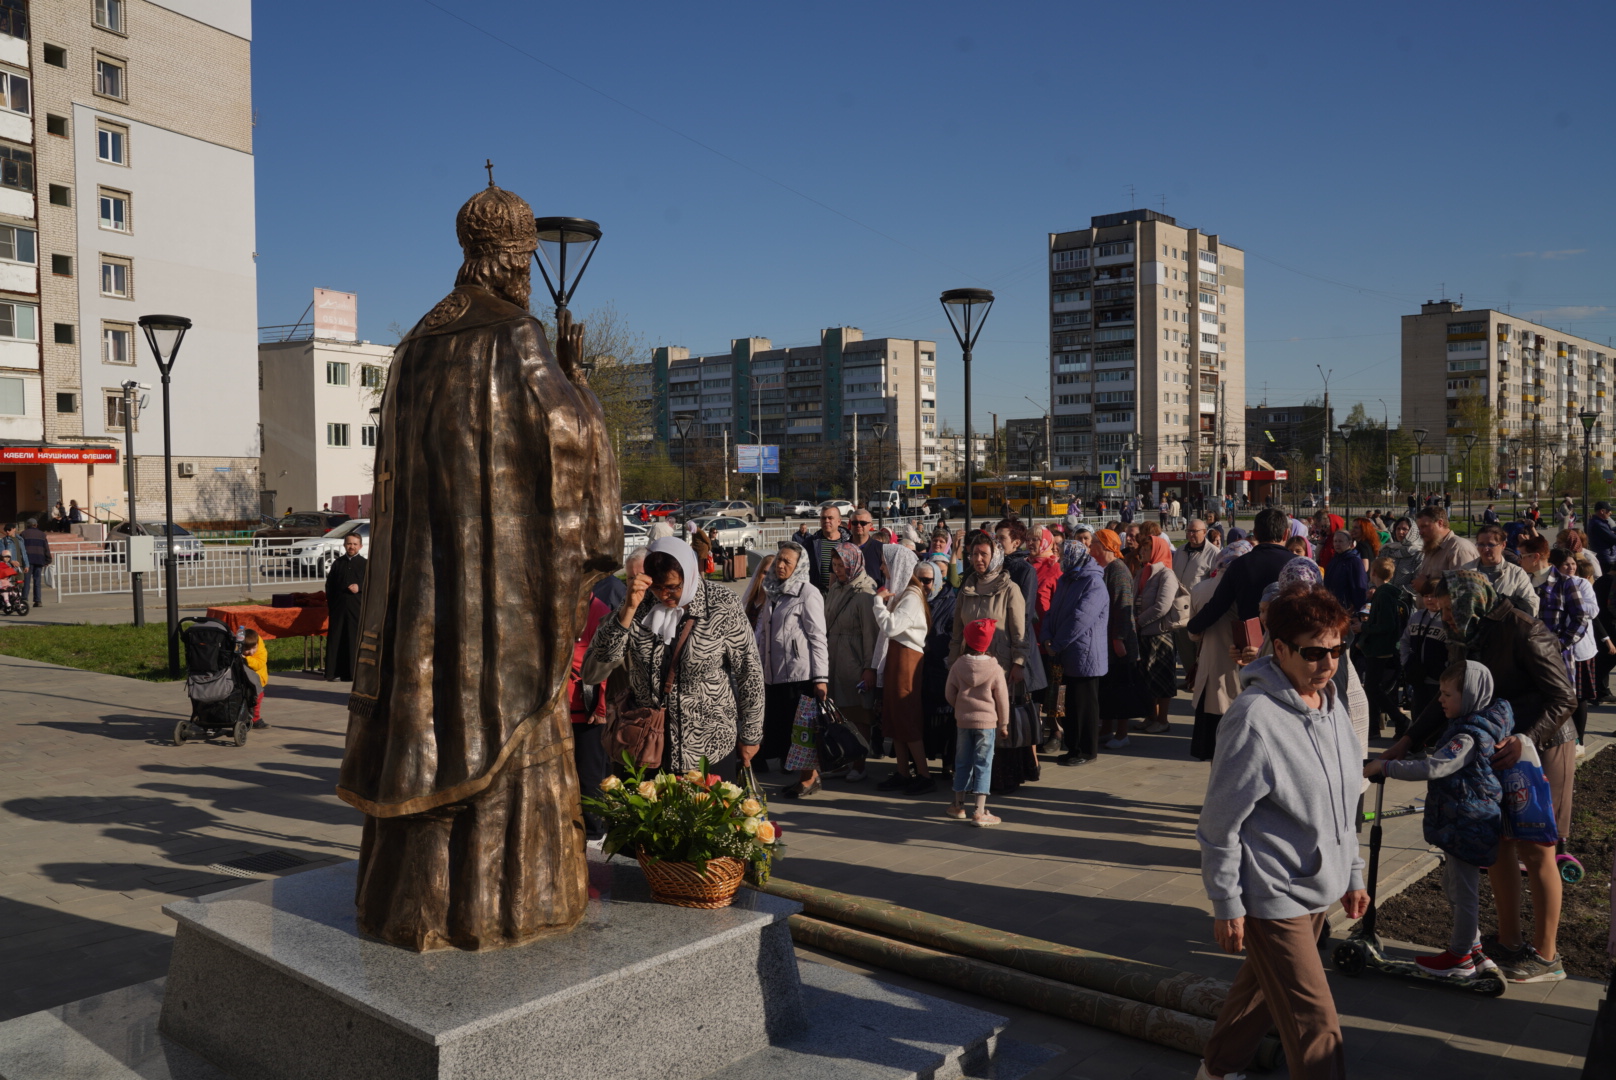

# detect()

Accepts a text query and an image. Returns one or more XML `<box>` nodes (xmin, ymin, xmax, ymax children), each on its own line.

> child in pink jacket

<box><xmin>945</xmin><ymin>618</ymin><xmax>1010</xmax><ymax>826</ymax></box>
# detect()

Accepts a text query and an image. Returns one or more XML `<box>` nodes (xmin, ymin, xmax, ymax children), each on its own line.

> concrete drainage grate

<box><xmin>207</xmin><ymin>851</ymin><xmax>310</xmax><ymax>879</ymax></box>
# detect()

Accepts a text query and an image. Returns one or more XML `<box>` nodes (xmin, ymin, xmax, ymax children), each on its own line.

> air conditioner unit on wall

<box><xmin>177</xmin><ymin>462</ymin><xmax>195</xmax><ymax>477</ymax></box>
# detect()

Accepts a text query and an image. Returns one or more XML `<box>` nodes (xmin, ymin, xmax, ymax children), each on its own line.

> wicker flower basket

<box><xmin>636</xmin><ymin>852</ymin><xmax>746</xmax><ymax>909</ymax></box>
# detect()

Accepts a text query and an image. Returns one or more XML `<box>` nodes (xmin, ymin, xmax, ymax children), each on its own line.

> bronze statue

<box><xmin>335</xmin><ymin>180</ymin><xmax>622</xmax><ymax>951</ymax></box>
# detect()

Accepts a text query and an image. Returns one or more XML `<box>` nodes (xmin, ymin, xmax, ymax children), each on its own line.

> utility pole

<box><xmin>723</xmin><ymin>428</ymin><xmax>729</xmax><ymax>500</ymax></box>
<box><xmin>991</xmin><ymin>412</ymin><xmax>998</xmax><ymax>478</ymax></box>
<box><xmin>1215</xmin><ymin>382</ymin><xmax>1227</xmax><ymax>518</ymax></box>
<box><xmin>851</xmin><ymin>421</ymin><xmax>859</xmax><ymax>507</ymax></box>
<box><xmin>1317</xmin><ymin>365</ymin><xmax>1332</xmax><ymax>509</ymax></box>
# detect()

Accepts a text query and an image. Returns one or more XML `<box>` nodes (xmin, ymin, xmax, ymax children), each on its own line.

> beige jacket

<box><xmin>823</xmin><ymin>573</ymin><xmax>880</xmax><ymax>706</ymax></box>
<box><xmin>947</xmin><ymin>571</ymin><xmax>1027</xmax><ymax>673</ymax></box>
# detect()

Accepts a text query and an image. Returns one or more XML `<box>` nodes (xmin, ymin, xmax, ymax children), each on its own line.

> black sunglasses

<box><xmin>1283</xmin><ymin>641</ymin><xmax>1347</xmax><ymax>663</ymax></box>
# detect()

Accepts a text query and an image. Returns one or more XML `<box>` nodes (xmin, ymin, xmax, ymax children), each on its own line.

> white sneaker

<box><xmin>844</xmin><ymin>767</ymin><xmax>867</xmax><ymax>782</ymax></box>
<box><xmin>1576</xmin><ymin>742</ymin><xmax>1587</xmax><ymax>757</ymax></box>
<box><xmin>1194</xmin><ymin>1065</ymin><xmax>1246</xmax><ymax>1080</ymax></box>
<box><xmin>1105</xmin><ymin>736</ymin><xmax>1131</xmax><ymax>750</ymax></box>
<box><xmin>1143</xmin><ymin>720</ymin><xmax>1171</xmax><ymax>734</ymax></box>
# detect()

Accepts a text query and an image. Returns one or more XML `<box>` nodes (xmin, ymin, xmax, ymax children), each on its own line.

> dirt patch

<box><xmin>1369</xmin><ymin>745</ymin><xmax>1615</xmax><ymax>978</ymax></box>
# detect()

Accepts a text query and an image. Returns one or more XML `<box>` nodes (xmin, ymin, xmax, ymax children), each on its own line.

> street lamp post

<box><xmin>1338</xmin><ymin>423</ymin><xmax>1353</xmax><ymax>523</ymax></box>
<box><xmin>1462</xmin><ymin>431</ymin><xmax>1480</xmax><ymax>534</ymax></box>
<box><xmin>531</xmin><ymin>217</ymin><xmax>602</xmax><ymax>316</ymax></box>
<box><xmin>940</xmin><ymin>288</ymin><xmax>994</xmax><ymax>535</ymax></box>
<box><xmin>1509</xmin><ymin>437</ymin><xmax>1522</xmax><ymax>521</ymax></box>
<box><xmin>1411</xmin><ymin>427</ymin><xmax>1429</xmax><ymax>506</ymax></box>
<box><xmin>120</xmin><ymin>379</ymin><xmax>147</xmax><ymax>627</ymax></box>
<box><xmin>1579</xmin><ymin>410</ymin><xmax>1600</xmax><ymax>529</ymax></box>
<box><xmin>137</xmin><ymin>315</ymin><xmax>191</xmax><ymax>678</ymax></box>
<box><xmin>871</xmin><ymin>421</ymin><xmax>888</xmax><ymax>524</ymax></box>
<box><xmin>674</xmin><ymin>414</ymin><xmax>695</xmax><ymax>514</ymax></box>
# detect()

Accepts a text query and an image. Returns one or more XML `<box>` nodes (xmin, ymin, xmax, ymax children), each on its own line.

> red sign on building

<box><xmin>0</xmin><ymin>446</ymin><xmax>120</xmax><ymax>464</ymax></box>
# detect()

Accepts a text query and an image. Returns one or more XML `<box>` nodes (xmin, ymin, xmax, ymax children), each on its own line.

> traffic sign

<box><xmin>1507</xmin><ymin>468</ymin><xmax>1519</xmax><ymax>480</ymax></box>
<box><xmin>1100</xmin><ymin>470</ymin><xmax>1121</xmax><ymax>490</ymax></box>
<box><xmin>906</xmin><ymin>472</ymin><xmax>925</xmax><ymax>490</ymax></box>
<box><xmin>1315</xmin><ymin>468</ymin><xmax>1322</xmax><ymax>481</ymax></box>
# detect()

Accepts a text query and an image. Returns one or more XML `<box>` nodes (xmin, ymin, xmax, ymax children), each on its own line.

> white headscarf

<box><xmin>881</xmin><ymin>543</ymin><xmax>920</xmax><ymax>609</ymax></box>
<box><xmin>644</xmin><ymin>537</ymin><xmax>700</xmax><ymax>644</ymax></box>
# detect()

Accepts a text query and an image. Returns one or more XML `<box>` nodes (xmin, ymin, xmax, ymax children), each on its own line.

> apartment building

<box><xmin>1402</xmin><ymin>299</ymin><xmax>1611</xmax><ymax>487</ymax></box>
<box><xmin>0</xmin><ymin>0</ymin><xmax>256</xmax><ymax>525</ymax></box>
<box><xmin>651</xmin><ymin>327</ymin><xmax>939</xmax><ymax>485</ymax></box>
<box><xmin>1244</xmin><ymin>403</ymin><xmax>1335</xmax><ymax>465</ymax></box>
<box><xmin>1047</xmin><ymin>210</ymin><xmax>1246</xmax><ymax>494</ymax></box>
<box><xmin>258</xmin><ymin>309</ymin><xmax>391</xmax><ymax>517</ymax></box>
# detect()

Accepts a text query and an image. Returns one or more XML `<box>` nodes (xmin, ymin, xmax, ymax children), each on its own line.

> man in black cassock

<box><xmin>325</xmin><ymin>533</ymin><xmax>365</xmax><ymax>681</ymax></box>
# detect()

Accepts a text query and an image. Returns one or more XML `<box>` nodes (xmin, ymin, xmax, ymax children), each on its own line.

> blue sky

<box><xmin>252</xmin><ymin>1</ymin><xmax>1615</xmax><ymax>429</ymax></box>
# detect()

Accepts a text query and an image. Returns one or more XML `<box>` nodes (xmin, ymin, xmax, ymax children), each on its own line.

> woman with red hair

<box><xmin>1134</xmin><ymin>534</ymin><xmax>1183</xmax><ymax>735</ymax></box>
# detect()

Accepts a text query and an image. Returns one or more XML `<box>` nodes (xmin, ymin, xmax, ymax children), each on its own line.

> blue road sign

<box><xmin>1100</xmin><ymin>470</ymin><xmax>1121</xmax><ymax>490</ymax></box>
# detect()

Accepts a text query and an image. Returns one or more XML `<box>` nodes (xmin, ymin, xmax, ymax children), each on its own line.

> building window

<box><xmin>325</xmin><ymin>361</ymin><xmax>349</xmax><ymax>386</ymax></box>
<box><xmin>42</xmin><ymin>44</ymin><xmax>64</xmax><ymax>67</ymax></box>
<box><xmin>0</xmin><ymin>223</ymin><xmax>33</xmax><ymax>264</ymax></box>
<box><xmin>48</xmin><ymin>183</ymin><xmax>69</xmax><ymax>206</ymax></box>
<box><xmin>100</xmin><ymin>256</ymin><xmax>130</xmax><ymax>297</ymax></box>
<box><xmin>0</xmin><ymin>374</ymin><xmax>22</xmax><ymax>414</ymax></box>
<box><xmin>97</xmin><ymin>123</ymin><xmax>126</xmax><ymax>164</ymax></box>
<box><xmin>360</xmin><ymin>364</ymin><xmax>384</xmax><ymax>388</ymax></box>
<box><xmin>45</xmin><ymin>113</ymin><xmax>66</xmax><ymax>137</ymax></box>
<box><xmin>101</xmin><ymin>321</ymin><xmax>132</xmax><ymax>363</ymax></box>
<box><xmin>0</xmin><ymin>298</ymin><xmax>33</xmax><ymax>341</ymax></box>
<box><xmin>0</xmin><ymin>68</ymin><xmax>29</xmax><ymax>115</ymax></box>
<box><xmin>56</xmin><ymin>391</ymin><xmax>76</xmax><ymax>414</ymax></box>
<box><xmin>94</xmin><ymin>56</ymin><xmax>124</xmax><ymax>99</ymax></box>
<box><xmin>1199</xmin><ymin>251</ymin><xmax>1218</xmax><ymax>265</ymax></box>
<box><xmin>327</xmin><ymin>423</ymin><xmax>350</xmax><ymax>447</ymax></box>
<box><xmin>0</xmin><ymin>140</ymin><xmax>31</xmax><ymax>191</ymax></box>
<box><xmin>1095</xmin><ymin>241</ymin><xmax>1132</xmax><ymax>257</ymax></box>
<box><xmin>53</xmin><ymin>322</ymin><xmax>73</xmax><ymax>343</ymax></box>
<box><xmin>98</xmin><ymin>188</ymin><xmax>127</xmax><ymax>229</ymax></box>
<box><xmin>94</xmin><ymin>0</ymin><xmax>124</xmax><ymax>33</ymax></box>
<box><xmin>361</xmin><ymin>424</ymin><xmax>377</xmax><ymax>447</ymax></box>
<box><xmin>0</xmin><ymin>0</ymin><xmax>26</xmax><ymax>40</ymax></box>
<box><xmin>50</xmin><ymin>253</ymin><xmax>69</xmax><ymax>275</ymax></box>
<box><xmin>105</xmin><ymin>391</ymin><xmax>137</xmax><ymax>429</ymax></box>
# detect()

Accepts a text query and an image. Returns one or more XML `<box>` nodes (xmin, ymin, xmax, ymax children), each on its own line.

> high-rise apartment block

<box><xmin>1402</xmin><ymin>300</ymin><xmax>1610</xmax><ymax>483</ymax></box>
<box><xmin>1047</xmin><ymin>210</ymin><xmax>1245</xmax><ymax>491</ymax></box>
<box><xmin>0</xmin><ymin>1</ymin><xmax>257</xmax><ymax>525</ymax></box>
<box><xmin>651</xmin><ymin>327</ymin><xmax>939</xmax><ymax>484</ymax></box>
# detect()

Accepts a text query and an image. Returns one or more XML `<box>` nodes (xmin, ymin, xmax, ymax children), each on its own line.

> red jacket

<box><xmin>568</xmin><ymin>596</ymin><xmax>611</xmax><ymax>723</ymax></box>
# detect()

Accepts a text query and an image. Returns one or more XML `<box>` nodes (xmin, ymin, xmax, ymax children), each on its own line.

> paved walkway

<box><xmin>0</xmin><ymin>652</ymin><xmax>1607</xmax><ymax>1078</ymax></box>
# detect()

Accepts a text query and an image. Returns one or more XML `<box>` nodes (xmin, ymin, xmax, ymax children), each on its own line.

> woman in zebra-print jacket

<box><xmin>582</xmin><ymin>540</ymin><xmax>765</xmax><ymax>773</ymax></box>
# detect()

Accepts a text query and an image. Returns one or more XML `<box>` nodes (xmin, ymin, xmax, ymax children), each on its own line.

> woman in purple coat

<box><xmin>1040</xmin><ymin>529</ymin><xmax>1111</xmax><ymax>766</ymax></box>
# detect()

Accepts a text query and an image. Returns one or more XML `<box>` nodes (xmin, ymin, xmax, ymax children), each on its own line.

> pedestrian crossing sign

<box><xmin>906</xmin><ymin>472</ymin><xmax>925</xmax><ymax>489</ymax></box>
<box><xmin>1100</xmin><ymin>470</ymin><xmax>1121</xmax><ymax>490</ymax></box>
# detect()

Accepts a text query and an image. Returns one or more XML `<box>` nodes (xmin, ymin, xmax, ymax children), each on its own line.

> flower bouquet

<box><xmin>583</xmin><ymin>756</ymin><xmax>781</xmax><ymax>908</ymax></box>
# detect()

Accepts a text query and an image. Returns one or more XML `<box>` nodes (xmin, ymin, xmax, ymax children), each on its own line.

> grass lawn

<box><xmin>0</xmin><ymin>621</ymin><xmax>314</xmax><ymax>682</ymax></box>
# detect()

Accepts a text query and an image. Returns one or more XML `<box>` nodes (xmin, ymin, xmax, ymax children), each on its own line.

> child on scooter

<box><xmin>1366</xmin><ymin>660</ymin><xmax>1512</xmax><ymax>977</ymax></box>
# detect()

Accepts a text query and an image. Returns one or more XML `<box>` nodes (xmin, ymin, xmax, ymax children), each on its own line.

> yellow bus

<box><xmin>929</xmin><ymin>479</ymin><xmax>1071</xmax><ymax>519</ymax></box>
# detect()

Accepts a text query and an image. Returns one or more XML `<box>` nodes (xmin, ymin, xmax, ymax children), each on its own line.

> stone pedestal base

<box><xmin>0</xmin><ymin>856</ymin><xmax>1029</xmax><ymax>1080</ymax></box>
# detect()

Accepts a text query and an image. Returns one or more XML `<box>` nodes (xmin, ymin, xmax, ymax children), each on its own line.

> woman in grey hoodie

<box><xmin>1194</xmin><ymin>584</ymin><xmax>1367</xmax><ymax>1080</ymax></box>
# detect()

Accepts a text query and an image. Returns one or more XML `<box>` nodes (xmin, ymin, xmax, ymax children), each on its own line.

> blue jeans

<box><xmin>25</xmin><ymin>566</ymin><xmax>44</xmax><ymax>603</ymax></box>
<box><xmin>952</xmin><ymin>729</ymin><xmax>995</xmax><ymax>796</ymax></box>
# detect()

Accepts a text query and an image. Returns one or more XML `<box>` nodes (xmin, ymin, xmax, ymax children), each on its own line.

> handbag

<box><xmin>816</xmin><ymin>697</ymin><xmax>870</xmax><ymax>773</ymax></box>
<box><xmin>998</xmin><ymin>690</ymin><xmax>1041</xmax><ymax>749</ymax></box>
<box><xmin>602</xmin><ymin>619</ymin><xmax>694</xmax><ymax>768</ymax></box>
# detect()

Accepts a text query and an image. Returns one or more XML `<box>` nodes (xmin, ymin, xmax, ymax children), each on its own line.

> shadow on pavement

<box><xmin>0</xmin><ymin>896</ymin><xmax>177</xmax><ymax>1024</ymax></box>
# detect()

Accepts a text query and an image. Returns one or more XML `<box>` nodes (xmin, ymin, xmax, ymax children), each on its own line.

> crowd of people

<box><xmin>568</xmin><ymin>496</ymin><xmax>1607</xmax><ymax>1079</ymax></box>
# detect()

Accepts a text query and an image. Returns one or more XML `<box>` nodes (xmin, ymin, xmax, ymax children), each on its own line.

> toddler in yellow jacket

<box><xmin>242</xmin><ymin>629</ymin><xmax>269</xmax><ymax>729</ymax></box>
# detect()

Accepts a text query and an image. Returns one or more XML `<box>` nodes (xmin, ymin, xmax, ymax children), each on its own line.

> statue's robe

<box><xmin>336</xmin><ymin>284</ymin><xmax>621</xmax><ymax>951</ymax></box>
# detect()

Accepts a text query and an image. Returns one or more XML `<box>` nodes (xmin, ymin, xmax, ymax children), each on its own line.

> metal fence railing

<box><xmin>52</xmin><ymin>539</ymin><xmax>332</xmax><ymax>598</ymax></box>
<box><xmin>753</xmin><ymin>514</ymin><xmax>943</xmax><ymax>547</ymax></box>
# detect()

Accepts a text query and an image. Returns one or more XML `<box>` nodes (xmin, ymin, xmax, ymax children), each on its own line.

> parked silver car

<box><xmin>689</xmin><ymin>516</ymin><xmax>762</xmax><ymax>551</ymax></box>
<box><xmin>259</xmin><ymin>518</ymin><xmax>370</xmax><ymax>576</ymax></box>
<box><xmin>108</xmin><ymin>520</ymin><xmax>205</xmax><ymax>563</ymax></box>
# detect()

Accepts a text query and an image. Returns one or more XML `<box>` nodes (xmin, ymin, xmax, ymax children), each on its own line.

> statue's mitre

<box><xmin>456</xmin><ymin>183</ymin><xmax>538</xmax><ymax>257</ymax></box>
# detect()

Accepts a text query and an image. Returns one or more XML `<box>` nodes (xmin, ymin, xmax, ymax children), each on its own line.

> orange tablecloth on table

<box><xmin>205</xmin><ymin>605</ymin><xmax>327</xmax><ymax>639</ymax></box>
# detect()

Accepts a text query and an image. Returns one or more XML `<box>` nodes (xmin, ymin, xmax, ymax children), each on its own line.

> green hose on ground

<box><xmin>763</xmin><ymin>877</ymin><xmax>1229</xmax><ymax>1019</ymax></box>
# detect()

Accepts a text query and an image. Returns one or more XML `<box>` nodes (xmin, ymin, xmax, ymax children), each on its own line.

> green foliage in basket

<box><xmin>583</xmin><ymin>755</ymin><xmax>781</xmax><ymax>884</ymax></box>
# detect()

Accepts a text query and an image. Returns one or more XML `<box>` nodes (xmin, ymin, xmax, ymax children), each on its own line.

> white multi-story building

<box><xmin>1046</xmin><ymin>210</ymin><xmax>1246</xmax><ymax>496</ymax></box>
<box><xmin>0</xmin><ymin>0</ymin><xmax>257</xmax><ymax>526</ymax></box>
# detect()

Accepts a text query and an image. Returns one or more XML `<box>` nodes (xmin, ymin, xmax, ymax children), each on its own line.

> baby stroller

<box><xmin>174</xmin><ymin>617</ymin><xmax>258</xmax><ymax>747</ymax></box>
<box><xmin>0</xmin><ymin>557</ymin><xmax>26</xmax><ymax>616</ymax></box>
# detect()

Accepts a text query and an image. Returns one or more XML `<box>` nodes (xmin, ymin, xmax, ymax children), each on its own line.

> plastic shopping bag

<box><xmin>1496</xmin><ymin>739</ymin><xmax>1558</xmax><ymax>845</ymax></box>
<box><xmin>784</xmin><ymin>694</ymin><xmax>820</xmax><ymax>772</ymax></box>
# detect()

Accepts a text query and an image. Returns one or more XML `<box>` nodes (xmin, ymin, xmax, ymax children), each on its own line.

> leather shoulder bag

<box><xmin>602</xmin><ymin>618</ymin><xmax>694</xmax><ymax>768</ymax></box>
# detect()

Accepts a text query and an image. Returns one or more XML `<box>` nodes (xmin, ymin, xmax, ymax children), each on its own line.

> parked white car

<box><xmin>689</xmin><ymin>516</ymin><xmax>762</xmax><ymax>551</ymax></box>
<box><xmin>818</xmin><ymin>500</ymin><xmax>855</xmax><ymax>517</ymax></box>
<box><xmin>623</xmin><ymin>521</ymin><xmax>649</xmax><ymax>560</ymax></box>
<box><xmin>260</xmin><ymin>518</ymin><xmax>369</xmax><ymax>576</ymax></box>
<box><xmin>785</xmin><ymin>500</ymin><xmax>817</xmax><ymax>519</ymax></box>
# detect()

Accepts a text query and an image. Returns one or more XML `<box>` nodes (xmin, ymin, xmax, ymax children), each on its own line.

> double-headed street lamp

<box><xmin>674</xmin><ymin>413</ymin><xmax>695</xmax><ymax>511</ymax></box>
<box><xmin>1411</xmin><ymin>427</ymin><xmax>1429</xmax><ymax>504</ymax></box>
<box><xmin>137</xmin><ymin>315</ymin><xmax>191</xmax><ymax>678</ymax></box>
<box><xmin>940</xmin><ymin>288</ymin><xmax>994</xmax><ymax>535</ymax></box>
<box><xmin>1579</xmin><ymin>410</ymin><xmax>1601</xmax><ymax>529</ymax></box>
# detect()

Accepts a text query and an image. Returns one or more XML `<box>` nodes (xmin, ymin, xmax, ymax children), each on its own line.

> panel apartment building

<box><xmin>650</xmin><ymin>327</ymin><xmax>939</xmax><ymax>483</ymax></box>
<box><xmin>0</xmin><ymin>0</ymin><xmax>257</xmax><ymax>525</ymax></box>
<box><xmin>1402</xmin><ymin>299</ymin><xmax>1611</xmax><ymax>485</ymax></box>
<box><xmin>1046</xmin><ymin>210</ymin><xmax>1245</xmax><ymax>491</ymax></box>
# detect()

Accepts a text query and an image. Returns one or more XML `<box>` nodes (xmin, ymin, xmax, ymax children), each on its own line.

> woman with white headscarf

<box><xmin>871</xmin><ymin>542</ymin><xmax>935</xmax><ymax>794</ymax></box>
<box><xmin>753</xmin><ymin>540</ymin><xmax>829</xmax><ymax>796</ymax></box>
<box><xmin>583</xmin><ymin>537</ymin><xmax>765</xmax><ymax>774</ymax></box>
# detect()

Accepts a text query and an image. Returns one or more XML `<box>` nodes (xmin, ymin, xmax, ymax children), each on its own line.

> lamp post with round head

<box><xmin>871</xmin><ymin>420</ymin><xmax>888</xmax><ymax>523</ymax></box>
<box><xmin>1509</xmin><ymin>436</ymin><xmax>1523</xmax><ymax>520</ymax></box>
<box><xmin>940</xmin><ymin>288</ymin><xmax>994</xmax><ymax>534</ymax></box>
<box><xmin>1338</xmin><ymin>423</ymin><xmax>1353</xmax><ymax>521</ymax></box>
<box><xmin>531</xmin><ymin>217</ymin><xmax>601</xmax><ymax>315</ymax></box>
<box><xmin>1462</xmin><ymin>431</ymin><xmax>1480</xmax><ymax>533</ymax></box>
<box><xmin>674</xmin><ymin>414</ymin><xmax>695</xmax><ymax>514</ymax></box>
<box><xmin>137</xmin><ymin>314</ymin><xmax>191</xmax><ymax>678</ymax></box>
<box><xmin>1411</xmin><ymin>427</ymin><xmax>1429</xmax><ymax>504</ymax></box>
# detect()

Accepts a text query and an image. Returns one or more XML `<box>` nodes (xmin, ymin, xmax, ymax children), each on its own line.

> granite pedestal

<box><xmin>0</xmin><ymin>855</ymin><xmax>1026</xmax><ymax>1080</ymax></box>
